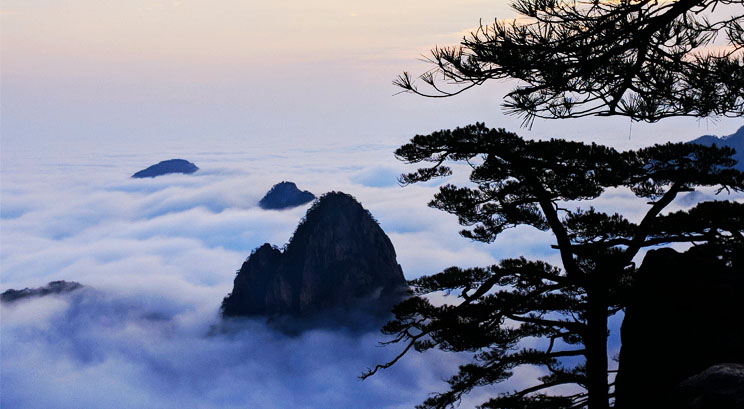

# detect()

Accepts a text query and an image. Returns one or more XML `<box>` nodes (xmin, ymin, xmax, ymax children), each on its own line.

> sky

<box><xmin>2</xmin><ymin>0</ymin><xmax>741</xmax><ymax>154</ymax></box>
<box><xmin>1</xmin><ymin>1</ymin><xmax>743</xmax><ymax>408</ymax></box>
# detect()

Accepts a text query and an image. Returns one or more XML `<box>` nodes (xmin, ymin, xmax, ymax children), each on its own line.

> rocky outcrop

<box><xmin>690</xmin><ymin>125</ymin><xmax>744</xmax><ymax>171</ymax></box>
<box><xmin>222</xmin><ymin>192</ymin><xmax>407</xmax><ymax>319</ymax></box>
<box><xmin>614</xmin><ymin>247</ymin><xmax>744</xmax><ymax>409</ymax></box>
<box><xmin>1</xmin><ymin>281</ymin><xmax>84</xmax><ymax>303</ymax></box>
<box><xmin>132</xmin><ymin>159</ymin><xmax>199</xmax><ymax>178</ymax></box>
<box><xmin>258</xmin><ymin>181</ymin><xmax>315</xmax><ymax>210</ymax></box>
<box><xmin>674</xmin><ymin>363</ymin><xmax>744</xmax><ymax>409</ymax></box>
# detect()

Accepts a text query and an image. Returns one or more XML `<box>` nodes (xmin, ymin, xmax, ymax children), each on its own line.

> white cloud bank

<box><xmin>0</xmin><ymin>142</ymin><xmax>526</xmax><ymax>409</ymax></box>
<box><xmin>1</xmin><ymin>137</ymin><xmax>741</xmax><ymax>408</ymax></box>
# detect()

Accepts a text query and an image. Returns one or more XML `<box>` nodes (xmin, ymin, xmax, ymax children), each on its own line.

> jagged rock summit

<box><xmin>1</xmin><ymin>281</ymin><xmax>84</xmax><ymax>303</ymax></box>
<box><xmin>132</xmin><ymin>159</ymin><xmax>199</xmax><ymax>178</ymax></box>
<box><xmin>222</xmin><ymin>192</ymin><xmax>407</xmax><ymax>319</ymax></box>
<box><xmin>258</xmin><ymin>181</ymin><xmax>315</xmax><ymax>210</ymax></box>
<box><xmin>690</xmin><ymin>125</ymin><xmax>744</xmax><ymax>171</ymax></box>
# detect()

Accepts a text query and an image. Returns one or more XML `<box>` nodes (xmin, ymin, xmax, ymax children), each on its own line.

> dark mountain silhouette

<box><xmin>1</xmin><ymin>281</ymin><xmax>84</xmax><ymax>303</ymax></box>
<box><xmin>258</xmin><ymin>181</ymin><xmax>315</xmax><ymax>210</ymax></box>
<box><xmin>132</xmin><ymin>159</ymin><xmax>199</xmax><ymax>178</ymax></box>
<box><xmin>690</xmin><ymin>125</ymin><xmax>744</xmax><ymax>171</ymax></box>
<box><xmin>222</xmin><ymin>192</ymin><xmax>407</xmax><ymax>322</ymax></box>
<box><xmin>674</xmin><ymin>363</ymin><xmax>744</xmax><ymax>409</ymax></box>
<box><xmin>614</xmin><ymin>247</ymin><xmax>744</xmax><ymax>409</ymax></box>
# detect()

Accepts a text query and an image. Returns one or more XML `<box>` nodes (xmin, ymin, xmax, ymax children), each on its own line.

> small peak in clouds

<box><xmin>1</xmin><ymin>281</ymin><xmax>84</xmax><ymax>304</ymax></box>
<box><xmin>258</xmin><ymin>181</ymin><xmax>315</xmax><ymax>210</ymax></box>
<box><xmin>132</xmin><ymin>159</ymin><xmax>199</xmax><ymax>178</ymax></box>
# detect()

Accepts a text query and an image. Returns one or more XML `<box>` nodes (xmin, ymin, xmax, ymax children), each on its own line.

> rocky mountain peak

<box><xmin>222</xmin><ymin>192</ymin><xmax>407</xmax><ymax>319</ymax></box>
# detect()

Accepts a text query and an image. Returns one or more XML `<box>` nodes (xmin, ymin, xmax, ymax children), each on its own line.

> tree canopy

<box><xmin>367</xmin><ymin>1</ymin><xmax>744</xmax><ymax>407</ymax></box>
<box><xmin>395</xmin><ymin>0</ymin><xmax>744</xmax><ymax>126</ymax></box>
<box><xmin>363</xmin><ymin>124</ymin><xmax>744</xmax><ymax>409</ymax></box>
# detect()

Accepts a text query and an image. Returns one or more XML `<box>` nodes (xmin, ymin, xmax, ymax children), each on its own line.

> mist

<box><xmin>0</xmin><ymin>143</ymin><xmax>529</xmax><ymax>408</ymax></box>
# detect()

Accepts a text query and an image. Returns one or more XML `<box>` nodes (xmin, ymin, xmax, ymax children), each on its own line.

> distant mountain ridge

<box><xmin>132</xmin><ymin>159</ymin><xmax>199</xmax><ymax>178</ymax></box>
<box><xmin>1</xmin><ymin>281</ymin><xmax>83</xmax><ymax>303</ymax></box>
<box><xmin>222</xmin><ymin>192</ymin><xmax>407</xmax><ymax>319</ymax></box>
<box><xmin>689</xmin><ymin>125</ymin><xmax>744</xmax><ymax>171</ymax></box>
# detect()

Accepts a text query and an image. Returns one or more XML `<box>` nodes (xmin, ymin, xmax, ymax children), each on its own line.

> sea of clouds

<box><xmin>1</xmin><ymin>137</ymin><xmax>741</xmax><ymax>408</ymax></box>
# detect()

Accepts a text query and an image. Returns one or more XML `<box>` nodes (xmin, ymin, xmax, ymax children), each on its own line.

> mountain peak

<box><xmin>222</xmin><ymin>192</ymin><xmax>406</xmax><ymax>319</ymax></box>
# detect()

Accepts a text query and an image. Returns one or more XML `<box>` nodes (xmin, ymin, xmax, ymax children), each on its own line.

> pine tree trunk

<box><xmin>586</xmin><ymin>284</ymin><xmax>609</xmax><ymax>409</ymax></box>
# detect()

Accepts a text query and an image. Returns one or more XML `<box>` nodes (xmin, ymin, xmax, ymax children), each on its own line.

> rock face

<box><xmin>258</xmin><ymin>181</ymin><xmax>315</xmax><ymax>210</ymax></box>
<box><xmin>1</xmin><ymin>281</ymin><xmax>84</xmax><ymax>303</ymax></box>
<box><xmin>674</xmin><ymin>363</ymin><xmax>744</xmax><ymax>409</ymax></box>
<box><xmin>222</xmin><ymin>192</ymin><xmax>407</xmax><ymax>318</ymax></box>
<box><xmin>690</xmin><ymin>125</ymin><xmax>744</xmax><ymax>171</ymax></box>
<box><xmin>614</xmin><ymin>247</ymin><xmax>744</xmax><ymax>409</ymax></box>
<box><xmin>132</xmin><ymin>159</ymin><xmax>199</xmax><ymax>178</ymax></box>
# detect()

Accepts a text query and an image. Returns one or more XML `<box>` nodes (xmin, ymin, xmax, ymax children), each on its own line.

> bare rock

<box><xmin>675</xmin><ymin>363</ymin><xmax>744</xmax><ymax>409</ymax></box>
<box><xmin>614</xmin><ymin>247</ymin><xmax>744</xmax><ymax>408</ymax></box>
<box><xmin>222</xmin><ymin>192</ymin><xmax>407</xmax><ymax>321</ymax></box>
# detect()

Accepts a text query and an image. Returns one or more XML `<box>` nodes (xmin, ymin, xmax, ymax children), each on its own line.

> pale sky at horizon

<box><xmin>1</xmin><ymin>0</ymin><xmax>742</xmax><ymax>156</ymax></box>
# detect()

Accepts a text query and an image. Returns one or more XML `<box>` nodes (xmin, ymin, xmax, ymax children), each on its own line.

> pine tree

<box><xmin>395</xmin><ymin>0</ymin><xmax>743</xmax><ymax>127</ymax></box>
<box><xmin>362</xmin><ymin>124</ymin><xmax>744</xmax><ymax>409</ymax></box>
<box><xmin>364</xmin><ymin>2</ymin><xmax>743</xmax><ymax>407</ymax></box>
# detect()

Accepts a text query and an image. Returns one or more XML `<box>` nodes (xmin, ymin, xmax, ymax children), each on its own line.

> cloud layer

<box><xmin>0</xmin><ymin>143</ymin><xmax>508</xmax><ymax>409</ymax></box>
<box><xmin>2</xmin><ymin>139</ymin><xmax>741</xmax><ymax>408</ymax></box>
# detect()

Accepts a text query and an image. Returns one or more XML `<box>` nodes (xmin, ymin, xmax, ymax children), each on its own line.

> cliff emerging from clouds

<box><xmin>222</xmin><ymin>192</ymin><xmax>407</xmax><ymax>319</ymax></box>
